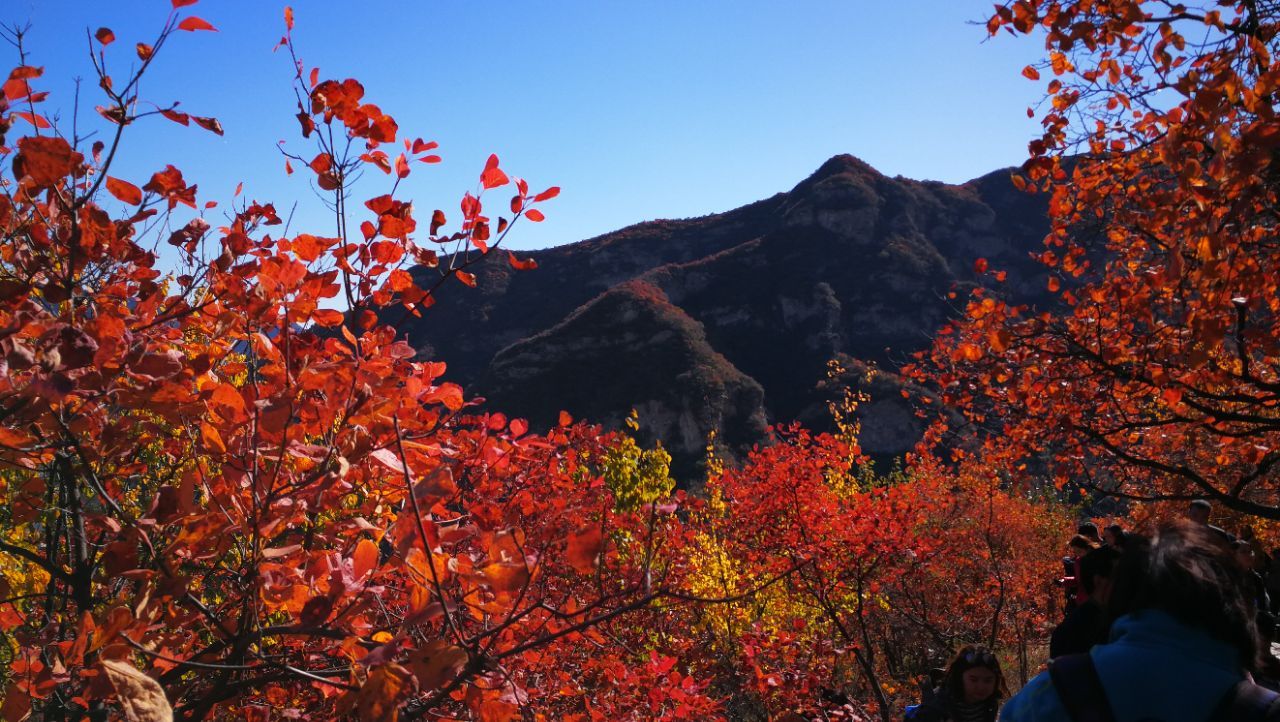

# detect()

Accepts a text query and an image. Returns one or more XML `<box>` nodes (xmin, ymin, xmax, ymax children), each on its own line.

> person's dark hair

<box><xmin>1190</xmin><ymin>499</ymin><xmax>1213</xmax><ymax>512</ymax></box>
<box><xmin>1069</xmin><ymin>534</ymin><xmax>1098</xmax><ymax>552</ymax></box>
<box><xmin>1105</xmin><ymin>524</ymin><xmax>1124</xmax><ymax>542</ymax></box>
<box><xmin>1107</xmin><ymin>520</ymin><xmax>1259</xmax><ymax>671</ymax></box>
<box><xmin>1079</xmin><ymin>545</ymin><xmax>1122</xmax><ymax>595</ymax></box>
<box><xmin>940</xmin><ymin>645</ymin><xmax>1008</xmax><ymax>701</ymax></box>
<box><xmin>1078</xmin><ymin>522</ymin><xmax>1101</xmax><ymax>540</ymax></box>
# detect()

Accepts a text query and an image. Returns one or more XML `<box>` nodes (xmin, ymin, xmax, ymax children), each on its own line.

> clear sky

<box><xmin>7</xmin><ymin>1</ymin><xmax>1047</xmax><ymax>252</ymax></box>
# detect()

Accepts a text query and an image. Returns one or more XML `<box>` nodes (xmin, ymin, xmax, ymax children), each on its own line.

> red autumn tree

<box><xmin>675</xmin><ymin>423</ymin><xmax>1065</xmax><ymax>722</ymax></box>
<box><xmin>0</xmin><ymin>6</ymin><xmax>717</xmax><ymax>721</ymax></box>
<box><xmin>916</xmin><ymin>1</ymin><xmax>1280</xmax><ymax>518</ymax></box>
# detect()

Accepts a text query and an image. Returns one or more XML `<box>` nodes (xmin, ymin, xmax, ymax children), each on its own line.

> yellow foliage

<box><xmin>602</xmin><ymin>418</ymin><xmax>674</xmax><ymax>512</ymax></box>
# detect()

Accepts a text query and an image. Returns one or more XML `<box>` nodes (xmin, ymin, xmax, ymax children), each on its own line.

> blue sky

<box><xmin>8</xmin><ymin>1</ymin><xmax>1047</xmax><ymax>252</ymax></box>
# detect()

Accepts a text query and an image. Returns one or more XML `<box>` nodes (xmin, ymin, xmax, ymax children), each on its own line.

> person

<box><xmin>908</xmin><ymin>645</ymin><xmax>1006</xmax><ymax>722</ymax></box>
<box><xmin>1187</xmin><ymin>499</ymin><xmax>1235</xmax><ymax>543</ymax></box>
<box><xmin>1235</xmin><ymin>539</ymin><xmax>1272</xmax><ymax>616</ymax></box>
<box><xmin>1103</xmin><ymin>524</ymin><xmax>1125</xmax><ymax>549</ymax></box>
<box><xmin>1059</xmin><ymin>535</ymin><xmax>1099</xmax><ymax>613</ymax></box>
<box><xmin>1049</xmin><ymin>545</ymin><xmax>1121</xmax><ymax>658</ymax></box>
<box><xmin>1078</xmin><ymin>522</ymin><xmax>1102</xmax><ymax>545</ymax></box>
<box><xmin>1000</xmin><ymin>520</ymin><xmax>1274</xmax><ymax>722</ymax></box>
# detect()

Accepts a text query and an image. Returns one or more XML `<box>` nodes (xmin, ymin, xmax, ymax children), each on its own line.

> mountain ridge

<box><xmin>401</xmin><ymin>154</ymin><xmax>1051</xmax><ymax>480</ymax></box>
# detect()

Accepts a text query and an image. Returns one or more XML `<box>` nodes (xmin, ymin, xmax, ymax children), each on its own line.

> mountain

<box><xmin>400</xmin><ymin>155</ymin><xmax>1051</xmax><ymax>482</ymax></box>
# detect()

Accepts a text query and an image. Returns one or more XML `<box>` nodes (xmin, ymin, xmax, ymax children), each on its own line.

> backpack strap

<box><xmin>1048</xmin><ymin>654</ymin><xmax>1118</xmax><ymax>722</ymax></box>
<box><xmin>1210</xmin><ymin>681</ymin><xmax>1280</xmax><ymax>722</ymax></box>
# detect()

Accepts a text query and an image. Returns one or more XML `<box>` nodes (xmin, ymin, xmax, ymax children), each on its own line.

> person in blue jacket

<box><xmin>1000</xmin><ymin>520</ymin><xmax>1263</xmax><ymax>722</ymax></box>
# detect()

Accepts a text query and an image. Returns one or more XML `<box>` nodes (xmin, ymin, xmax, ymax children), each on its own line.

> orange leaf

<box><xmin>356</xmin><ymin>665</ymin><xmax>412</xmax><ymax>722</ymax></box>
<box><xmin>136</xmin><ymin>43</ymin><xmax>153</xmax><ymax>61</ymax></box>
<box><xmin>456</xmin><ymin>270</ymin><xmax>477</xmax><ymax>288</ymax></box>
<box><xmin>284</xmin><ymin>6</ymin><xmax>294</xmax><ymax>30</ymax></box>
<box><xmin>106</xmin><ymin>177</ymin><xmax>143</xmax><ymax>205</ymax></box>
<box><xmin>100</xmin><ymin>660</ymin><xmax>173</xmax><ymax>722</ymax></box>
<box><xmin>177</xmin><ymin>16</ymin><xmax>217</xmax><ymax>32</ymax></box>
<box><xmin>566</xmin><ymin>525</ymin><xmax>603</xmax><ymax>575</ymax></box>
<box><xmin>311</xmin><ymin>308</ymin><xmax>344</xmax><ymax>327</ymax></box>
<box><xmin>507</xmin><ymin>251</ymin><xmax>537</xmax><ymax>271</ymax></box>
<box><xmin>1022</xmin><ymin>65</ymin><xmax>1041</xmax><ymax>80</ymax></box>
<box><xmin>353</xmin><ymin>538</ymin><xmax>379</xmax><ymax>580</ymax></box>
<box><xmin>524</xmin><ymin>208</ymin><xmax>545</xmax><ymax>222</ymax></box>
<box><xmin>95</xmin><ymin>27</ymin><xmax>115</xmax><ymax>45</ymax></box>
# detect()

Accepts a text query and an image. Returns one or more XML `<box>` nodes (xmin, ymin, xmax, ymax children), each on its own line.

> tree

<box><xmin>916</xmin><ymin>1</ymin><xmax>1280</xmax><ymax>519</ymax></box>
<box><xmin>0</xmin><ymin>6</ymin><xmax>711</xmax><ymax>720</ymax></box>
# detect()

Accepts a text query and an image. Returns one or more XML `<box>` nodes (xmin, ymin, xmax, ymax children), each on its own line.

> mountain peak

<box><xmin>796</xmin><ymin>154</ymin><xmax>881</xmax><ymax>187</ymax></box>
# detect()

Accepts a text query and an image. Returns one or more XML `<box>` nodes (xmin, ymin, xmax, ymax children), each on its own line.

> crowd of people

<box><xmin>906</xmin><ymin>502</ymin><xmax>1280</xmax><ymax>722</ymax></box>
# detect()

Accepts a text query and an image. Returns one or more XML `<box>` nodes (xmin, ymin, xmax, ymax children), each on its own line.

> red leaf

<box><xmin>95</xmin><ymin>27</ymin><xmax>115</xmax><ymax>45</ymax></box>
<box><xmin>12</xmin><ymin>111</ymin><xmax>50</xmax><ymax>129</ymax></box>
<box><xmin>160</xmin><ymin>109</ymin><xmax>190</xmax><ymax>126</ymax></box>
<box><xmin>524</xmin><ymin>209</ymin><xmax>545</xmax><ymax>222</ymax></box>
<box><xmin>309</xmin><ymin>153</ymin><xmax>332</xmax><ymax>174</ymax></box>
<box><xmin>106</xmin><ymin>177</ymin><xmax>143</xmax><ymax>205</ymax></box>
<box><xmin>566</xmin><ymin>525</ymin><xmax>603</xmax><ymax>575</ymax></box>
<box><xmin>430</xmin><ymin>210</ymin><xmax>446</xmax><ymax>235</ymax></box>
<box><xmin>309</xmin><ymin>67</ymin><xmax>319</xmax><ymax>88</ymax></box>
<box><xmin>507</xmin><ymin>251</ymin><xmax>537</xmax><ymax>271</ymax></box>
<box><xmin>1022</xmin><ymin>65</ymin><xmax>1041</xmax><ymax>80</ymax></box>
<box><xmin>456</xmin><ymin>270</ymin><xmax>477</xmax><ymax>288</ymax></box>
<box><xmin>284</xmin><ymin>159</ymin><xmax>294</xmax><ymax>175</ymax></box>
<box><xmin>480</xmin><ymin>154</ymin><xmax>508</xmax><ymax>189</ymax></box>
<box><xmin>412</xmin><ymin>139</ymin><xmax>438</xmax><ymax>154</ymax></box>
<box><xmin>311</xmin><ymin>309</ymin><xmax>344</xmax><ymax>327</ymax></box>
<box><xmin>192</xmin><ymin>116</ymin><xmax>224</xmax><ymax>136</ymax></box>
<box><xmin>395</xmin><ymin>153</ymin><xmax>409</xmax><ymax>179</ymax></box>
<box><xmin>136</xmin><ymin>43</ymin><xmax>153</xmax><ymax>61</ymax></box>
<box><xmin>974</xmin><ymin>258</ymin><xmax>988</xmax><ymax>274</ymax></box>
<box><xmin>8</xmin><ymin>66</ymin><xmax>42</xmax><ymax>80</ymax></box>
<box><xmin>172</xmin><ymin>0</ymin><xmax>200</xmax><ymax>6</ymax></box>
<box><xmin>558</xmin><ymin>411</ymin><xmax>573</xmax><ymax>426</ymax></box>
<box><xmin>533</xmin><ymin>186</ymin><xmax>560</xmax><ymax>202</ymax></box>
<box><xmin>177</xmin><ymin>16</ymin><xmax>217</xmax><ymax>32</ymax></box>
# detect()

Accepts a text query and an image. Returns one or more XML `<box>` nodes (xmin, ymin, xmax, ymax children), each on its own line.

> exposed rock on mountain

<box><xmin>400</xmin><ymin>155</ymin><xmax>1050</xmax><ymax>481</ymax></box>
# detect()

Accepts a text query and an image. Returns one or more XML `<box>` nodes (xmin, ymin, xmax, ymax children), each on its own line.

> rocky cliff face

<box><xmin>399</xmin><ymin>155</ymin><xmax>1050</xmax><ymax>481</ymax></box>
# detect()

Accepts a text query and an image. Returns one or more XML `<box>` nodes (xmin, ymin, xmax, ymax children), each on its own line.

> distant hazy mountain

<box><xmin>401</xmin><ymin>154</ymin><xmax>1051</xmax><ymax>482</ymax></box>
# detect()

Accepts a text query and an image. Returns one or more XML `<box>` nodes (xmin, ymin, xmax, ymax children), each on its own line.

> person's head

<box><xmin>1233</xmin><ymin>539</ymin><xmax>1256</xmax><ymax>571</ymax></box>
<box><xmin>1187</xmin><ymin>499</ymin><xmax>1212</xmax><ymax>525</ymax></box>
<box><xmin>1068</xmin><ymin>534</ymin><xmax>1097</xmax><ymax>558</ymax></box>
<box><xmin>1079</xmin><ymin>545</ymin><xmax>1123</xmax><ymax>606</ymax></box>
<box><xmin>1104</xmin><ymin>524</ymin><xmax>1125</xmax><ymax>547</ymax></box>
<box><xmin>1078</xmin><ymin>522</ymin><xmax>1101</xmax><ymax>543</ymax></box>
<box><xmin>942</xmin><ymin>645</ymin><xmax>1006</xmax><ymax>704</ymax></box>
<box><xmin>1108</xmin><ymin>519</ymin><xmax>1259</xmax><ymax>671</ymax></box>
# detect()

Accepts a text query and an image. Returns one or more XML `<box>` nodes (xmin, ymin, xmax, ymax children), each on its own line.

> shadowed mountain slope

<box><xmin>401</xmin><ymin>155</ymin><xmax>1051</xmax><ymax>480</ymax></box>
